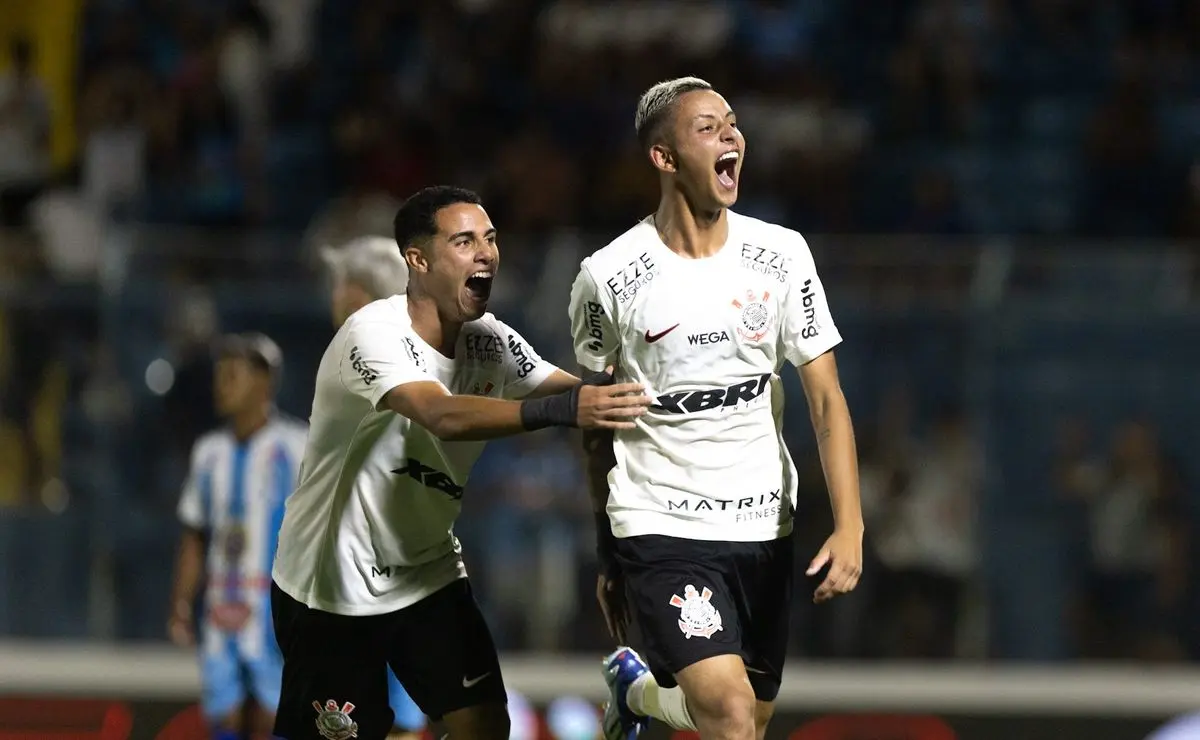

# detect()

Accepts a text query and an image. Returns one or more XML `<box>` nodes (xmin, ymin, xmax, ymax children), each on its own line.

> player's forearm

<box><xmin>414</xmin><ymin>394</ymin><xmax>528</xmax><ymax>441</ymax></box>
<box><xmin>808</xmin><ymin>389</ymin><xmax>864</xmax><ymax>533</ymax></box>
<box><xmin>170</xmin><ymin>530</ymin><xmax>205</xmax><ymax>610</ymax></box>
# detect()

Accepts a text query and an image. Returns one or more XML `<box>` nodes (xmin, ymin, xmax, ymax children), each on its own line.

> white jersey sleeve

<box><xmin>338</xmin><ymin>316</ymin><xmax>442</xmax><ymax>409</ymax></box>
<box><xmin>568</xmin><ymin>261</ymin><xmax>619</xmax><ymax>372</ymax></box>
<box><xmin>496</xmin><ymin>321</ymin><xmax>557</xmax><ymax>399</ymax></box>
<box><xmin>176</xmin><ymin>437</ymin><xmax>210</xmax><ymax>530</ymax></box>
<box><xmin>779</xmin><ymin>233</ymin><xmax>842</xmax><ymax>366</ymax></box>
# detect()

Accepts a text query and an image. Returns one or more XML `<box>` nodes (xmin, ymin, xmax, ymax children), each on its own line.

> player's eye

<box><xmin>700</xmin><ymin>125</ymin><xmax>714</xmax><ymax>133</ymax></box>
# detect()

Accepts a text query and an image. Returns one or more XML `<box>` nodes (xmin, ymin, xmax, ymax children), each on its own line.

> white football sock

<box><xmin>626</xmin><ymin>673</ymin><xmax>697</xmax><ymax>731</ymax></box>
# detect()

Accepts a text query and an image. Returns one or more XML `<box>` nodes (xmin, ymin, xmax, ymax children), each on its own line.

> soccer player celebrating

<box><xmin>169</xmin><ymin>333</ymin><xmax>308</xmax><ymax>740</ymax></box>
<box><xmin>568</xmin><ymin>78</ymin><xmax>865</xmax><ymax>740</ymax></box>
<box><xmin>271</xmin><ymin>186</ymin><xmax>651</xmax><ymax>740</ymax></box>
<box><xmin>320</xmin><ymin>234</ymin><xmax>426</xmax><ymax>740</ymax></box>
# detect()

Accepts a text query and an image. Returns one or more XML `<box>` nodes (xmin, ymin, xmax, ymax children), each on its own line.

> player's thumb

<box><xmin>806</xmin><ymin>549</ymin><xmax>830</xmax><ymax>576</ymax></box>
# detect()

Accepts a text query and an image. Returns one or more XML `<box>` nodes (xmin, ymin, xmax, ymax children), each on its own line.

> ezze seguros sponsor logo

<box><xmin>653</xmin><ymin>373</ymin><xmax>771</xmax><ymax>414</ymax></box>
<box><xmin>348</xmin><ymin>345</ymin><xmax>379</xmax><ymax>386</ymax></box>
<box><xmin>391</xmin><ymin>457</ymin><xmax>463</xmax><ymax>500</ymax></box>
<box><xmin>464</xmin><ymin>332</ymin><xmax>503</xmax><ymax>363</ymax></box>
<box><xmin>799</xmin><ymin>279</ymin><xmax>820</xmax><ymax>339</ymax></box>
<box><xmin>741</xmin><ymin>243</ymin><xmax>789</xmax><ymax>283</ymax></box>
<box><xmin>507</xmin><ymin>334</ymin><xmax>536</xmax><ymax>379</ymax></box>
<box><xmin>606</xmin><ymin>252</ymin><xmax>656</xmax><ymax>304</ymax></box>
<box><xmin>584</xmin><ymin>301</ymin><xmax>606</xmax><ymax>352</ymax></box>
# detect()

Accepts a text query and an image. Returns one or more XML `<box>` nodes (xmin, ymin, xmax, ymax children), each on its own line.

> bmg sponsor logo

<box><xmin>799</xmin><ymin>279</ymin><xmax>820</xmax><ymax>339</ymax></box>
<box><xmin>584</xmin><ymin>301</ymin><xmax>606</xmax><ymax>352</ymax></box>
<box><xmin>507</xmin><ymin>334</ymin><xmax>536</xmax><ymax>378</ymax></box>
<box><xmin>348</xmin><ymin>345</ymin><xmax>380</xmax><ymax>385</ymax></box>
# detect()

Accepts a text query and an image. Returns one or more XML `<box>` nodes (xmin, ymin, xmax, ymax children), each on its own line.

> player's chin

<box><xmin>459</xmin><ymin>287</ymin><xmax>490</xmax><ymax>320</ymax></box>
<box><xmin>711</xmin><ymin>174</ymin><xmax>739</xmax><ymax>207</ymax></box>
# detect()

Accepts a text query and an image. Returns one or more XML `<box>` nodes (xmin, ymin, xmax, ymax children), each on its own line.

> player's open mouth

<box><xmin>715</xmin><ymin>151</ymin><xmax>739</xmax><ymax>190</ymax></box>
<box><xmin>464</xmin><ymin>271</ymin><xmax>494</xmax><ymax>302</ymax></box>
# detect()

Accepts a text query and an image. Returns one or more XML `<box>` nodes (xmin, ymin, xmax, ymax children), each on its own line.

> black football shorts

<box><xmin>615</xmin><ymin>533</ymin><xmax>794</xmax><ymax>702</ymax></box>
<box><xmin>271</xmin><ymin>578</ymin><xmax>506</xmax><ymax>740</ymax></box>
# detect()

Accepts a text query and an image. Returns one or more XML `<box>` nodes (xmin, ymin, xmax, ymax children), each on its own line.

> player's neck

<box><xmin>407</xmin><ymin>292</ymin><xmax>462</xmax><ymax>358</ymax></box>
<box><xmin>654</xmin><ymin>193</ymin><xmax>728</xmax><ymax>258</ymax></box>
<box><xmin>231</xmin><ymin>405</ymin><xmax>270</xmax><ymax>442</ymax></box>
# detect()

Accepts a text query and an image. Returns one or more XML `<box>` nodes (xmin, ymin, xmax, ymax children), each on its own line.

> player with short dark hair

<box><xmin>168</xmin><ymin>333</ymin><xmax>307</xmax><ymax>740</ymax></box>
<box><xmin>271</xmin><ymin>185</ymin><xmax>651</xmax><ymax>740</ymax></box>
<box><xmin>569</xmin><ymin>78</ymin><xmax>865</xmax><ymax>740</ymax></box>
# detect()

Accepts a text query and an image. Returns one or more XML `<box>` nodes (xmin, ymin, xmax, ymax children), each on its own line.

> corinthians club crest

<box><xmin>731</xmin><ymin>290</ymin><xmax>772</xmax><ymax>342</ymax></box>
<box><xmin>670</xmin><ymin>585</ymin><xmax>723</xmax><ymax>639</ymax></box>
<box><xmin>313</xmin><ymin>699</ymin><xmax>358</xmax><ymax>740</ymax></box>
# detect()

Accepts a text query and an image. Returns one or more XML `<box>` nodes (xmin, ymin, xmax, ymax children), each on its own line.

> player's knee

<box><xmin>753</xmin><ymin>701</ymin><xmax>775</xmax><ymax>740</ymax></box>
<box><xmin>675</xmin><ymin>658</ymin><xmax>756</xmax><ymax>740</ymax></box>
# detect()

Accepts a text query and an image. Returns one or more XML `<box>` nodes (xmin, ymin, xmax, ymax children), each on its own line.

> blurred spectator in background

<box><xmin>870</xmin><ymin>405</ymin><xmax>982</xmax><ymax>659</ymax></box>
<box><xmin>320</xmin><ymin>234</ymin><xmax>409</xmax><ymax>326</ymax></box>
<box><xmin>1077</xmin><ymin>420</ymin><xmax>1188</xmax><ymax>662</ymax></box>
<box><xmin>0</xmin><ymin>37</ymin><xmax>52</xmax><ymax>229</ymax></box>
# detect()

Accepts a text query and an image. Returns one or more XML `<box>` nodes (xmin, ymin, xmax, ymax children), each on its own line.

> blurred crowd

<box><xmin>0</xmin><ymin>0</ymin><xmax>1197</xmax><ymax>663</ymax></box>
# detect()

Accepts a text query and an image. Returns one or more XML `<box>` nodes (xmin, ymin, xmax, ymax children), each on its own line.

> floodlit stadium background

<box><xmin>0</xmin><ymin>0</ymin><xmax>1199</xmax><ymax>738</ymax></box>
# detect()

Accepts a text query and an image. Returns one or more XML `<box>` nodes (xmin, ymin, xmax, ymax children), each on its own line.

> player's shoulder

<box><xmin>461</xmin><ymin>310</ymin><xmax>510</xmax><ymax>339</ymax></box>
<box><xmin>580</xmin><ymin>216</ymin><xmax>658</xmax><ymax>276</ymax></box>
<box><xmin>344</xmin><ymin>295</ymin><xmax>412</xmax><ymax>333</ymax></box>
<box><xmin>729</xmin><ymin>210</ymin><xmax>812</xmax><ymax>255</ymax></box>
<box><xmin>190</xmin><ymin>428</ymin><xmax>231</xmax><ymax>460</ymax></box>
<box><xmin>270</xmin><ymin>413</ymin><xmax>310</xmax><ymax>439</ymax></box>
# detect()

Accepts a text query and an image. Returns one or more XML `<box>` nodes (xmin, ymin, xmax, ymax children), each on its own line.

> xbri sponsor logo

<box><xmin>348</xmin><ymin>346</ymin><xmax>380</xmax><ymax>386</ymax></box>
<box><xmin>688</xmin><ymin>331</ymin><xmax>730</xmax><ymax>346</ymax></box>
<box><xmin>507</xmin><ymin>334</ymin><xmax>536</xmax><ymax>378</ymax></box>
<box><xmin>391</xmin><ymin>458</ymin><xmax>464</xmax><ymax>499</ymax></box>
<box><xmin>583</xmin><ymin>301</ymin><xmax>606</xmax><ymax>352</ymax></box>
<box><xmin>740</xmin><ymin>244</ymin><xmax>790</xmax><ymax>283</ymax></box>
<box><xmin>798</xmin><ymin>279</ymin><xmax>820</xmax><ymax>339</ymax></box>
<box><xmin>653</xmin><ymin>373</ymin><xmax>771</xmax><ymax>414</ymax></box>
<box><xmin>605</xmin><ymin>253</ymin><xmax>656</xmax><ymax>304</ymax></box>
<box><xmin>464</xmin><ymin>332</ymin><xmax>503</xmax><ymax>363</ymax></box>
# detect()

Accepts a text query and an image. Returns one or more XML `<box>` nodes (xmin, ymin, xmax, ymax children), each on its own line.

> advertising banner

<box><xmin>0</xmin><ymin>696</ymin><xmax>1176</xmax><ymax>740</ymax></box>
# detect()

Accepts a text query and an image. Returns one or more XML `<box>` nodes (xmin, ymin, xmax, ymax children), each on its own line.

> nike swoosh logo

<box><xmin>644</xmin><ymin>324</ymin><xmax>680</xmax><ymax>343</ymax></box>
<box><xmin>462</xmin><ymin>672</ymin><xmax>492</xmax><ymax>688</ymax></box>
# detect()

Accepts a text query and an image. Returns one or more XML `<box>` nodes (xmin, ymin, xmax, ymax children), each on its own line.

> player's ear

<box><xmin>649</xmin><ymin>144</ymin><xmax>676</xmax><ymax>174</ymax></box>
<box><xmin>403</xmin><ymin>244</ymin><xmax>429</xmax><ymax>273</ymax></box>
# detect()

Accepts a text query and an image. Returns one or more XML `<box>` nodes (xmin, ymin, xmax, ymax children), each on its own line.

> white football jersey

<box><xmin>272</xmin><ymin>295</ymin><xmax>557</xmax><ymax>616</ymax></box>
<box><xmin>569</xmin><ymin>211</ymin><xmax>841</xmax><ymax>542</ymax></box>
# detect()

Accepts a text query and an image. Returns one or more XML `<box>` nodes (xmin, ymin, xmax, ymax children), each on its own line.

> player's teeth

<box><xmin>718</xmin><ymin>152</ymin><xmax>739</xmax><ymax>163</ymax></box>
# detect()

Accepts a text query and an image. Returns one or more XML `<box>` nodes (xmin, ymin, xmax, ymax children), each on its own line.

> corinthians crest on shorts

<box><xmin>313</xmin><ymin>699</ymin><xmax>358</xmax><ymax>740</ymax></box>
<box><xmin>670</xmin><ymin>584</ymin><xmax>723</xmax><ymax>639</ymax></box>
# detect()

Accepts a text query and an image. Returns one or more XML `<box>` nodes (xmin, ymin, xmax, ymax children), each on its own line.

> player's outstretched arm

<box><xmin>797</xmin><ymin>350</ymin><xmax>864</xmax><ymax>603</ymax></box>
<box><xmin>382</xmin><ymin>371</ymin><xmax>650</xmax><ymax>442</ymax></box>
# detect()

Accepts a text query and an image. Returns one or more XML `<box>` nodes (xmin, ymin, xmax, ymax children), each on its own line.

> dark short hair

<box><xmin>393</xmin><ymin>186</ymin><xmax>484</xmax><ymax>252</ymax></box>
